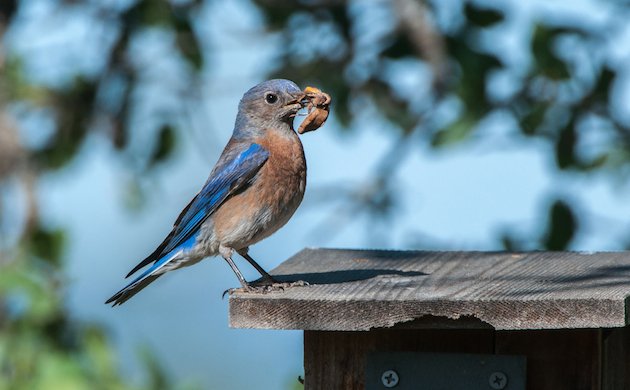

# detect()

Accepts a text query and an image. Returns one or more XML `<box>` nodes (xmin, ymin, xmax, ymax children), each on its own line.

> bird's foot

<box><xmin>251</xmin><ymin>279</ymin><xmax>310</xmax><ymax>293</ymax></box>
<box><xmin>222</xmin><ymin>284</ymin><xmax>257</xmax><ymax>298</ymax></box>
<box><xmin>222</xmin><ymin>280</ymin><xmax>309</xmax><ymax>298</ymax></box>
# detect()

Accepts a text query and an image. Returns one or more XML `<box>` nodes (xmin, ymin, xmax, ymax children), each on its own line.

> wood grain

<box><xmin>229</xmin><ymin>248</ymin><xmax>630</xmax><ymax>330</ymax></box>
<box><xmin>495</xmin><ymin>329</ymin><xmax>600</xmax><ymax>390</ymax></box>
<box><xmin>304</xmin><ymin>328</ymin><xmax>614</xmax><ymax>390</ymax></box>
<box><xmin>304</xmin><ymin>329</ymin><xmax>494</xmax><ymax>390</ymax></box>
<box><xmin>602</xmin><ymin>327</ymin><xmax>630</xmax><ymax>390</ymax></box>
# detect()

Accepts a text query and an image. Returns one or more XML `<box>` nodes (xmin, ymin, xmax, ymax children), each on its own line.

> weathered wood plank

<box><xmin>230</xmin><ymin>249</ymin><xmax>630</xmax><ymax>330</ymax></box>
<box><xmin>602</xmin><ymin>327</ymin><xmax>630</xmax><ymax>390</ymax></box>
<box><xmin>304</xmin><ymin>328</ymin><xmax>608</xmax><ymax>390</ymax></box>
<box><xmin>304</xmin><ymin>329</ymin><xmax>494</xmax><ymax>390</ymax></box>
<box><xmin>495</xmin><ymin>329</ymin><xmax>600</xmax><ymax>390</ymax></box>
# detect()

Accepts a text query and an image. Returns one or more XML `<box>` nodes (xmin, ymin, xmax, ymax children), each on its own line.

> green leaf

<box><xmin>0</xmin><ymin>1</ymin><xmax>17</xmax><ymax>21</ymax></box>
<box><xmin>139</xmin><ymin>346</ymin><xmax>171</xmax><ymax>390</ymax></box>
<box><xmin>34</xmin><ymin>352</ymin><xmax>88</xmax><ymax>390</ymax></box>
<box><xmin>521</xmin><ymin>103</ymin><xmax>548</xmax><ymax>136</ymax></box>
<box><xmin>368</xmin><ymin>80</ymin><xmax>416</xmax><ymax>133</ymax></box>
<box><xmin>30</xmin><ymin>227</ymin><xmax>66</xmax><ymax>267</ymax></box>
<box><xmin>581</xmin><ymin>153</ymin><xmax>608</xmax><ymax>171</ymax></box>
<box><xmin>464</xmin><ymin>3</ymin><xmax>504</xmax><ymax>27</ymax></box>
<box><xmin>382</xmin><ymin>33</ymin><xmax>415</xmax><ymax>59</ymax></box>
<box><xmin>150</xmin><ymin>125</ymin><xmax>177</xmax><ymax>166</ymax></box>
<box><xmin>431</xmin><ymin>115</ymin><xmax>476</xmax><ymax>147</ymax></box>
<box><xmin>591</xmin><ymin>67</ymin><xmax>615</xmax><ymax>103</ymax></box>
<box><xmin>4</xmin><ymin>56</ymin><xmax>49</xmax><ymax>103</ymax></box>
<box><xmin>174</xmin><ymin>15</ymin><xmax>204</xmax><ymax>70</ymax></box>
<box><xmin>555</xmin><ymin>121</ymin><xmax>576</xmax><ymax>169</ymax></box>
<box><xmin>252</xmin><ymin>1</ymin><xmax>294</xmax><ymax>30</ymax></box>
<box><xmin>36</xmin><ymin>77</ymin><xmax>97</xmax><ymax>169</ymax></box>
<box><xmin>542</xmin><ymin>199</ymin><xmax>577</xmax><ymax>250</ymax></box>
<box><xmin>123</xmin><ymin>0</ymin><xmax>172</xmax><ymax>27</ymax></box>
<box><xmin>447</xmin><ymin>36</ymin><xmax>501</xmax><ymax>118</ymax></box>
<box><xmin>531</xmin><ymin>25</ymin><xmax>570</xmax><ymax>80</ymax></box>
<box><xmin>328</xmin><ymin>5</ymin><xmax>351</xmax><ymax>41</ymax></box>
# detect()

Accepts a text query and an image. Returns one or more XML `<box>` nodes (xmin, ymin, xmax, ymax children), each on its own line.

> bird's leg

<box><xmin>221</xmin><ymin>246</ymin><xmax>308</xmax><ymax>296</ymax></box>
<box><xmin>237</xmin><ymin>249</ymin><xmax>278</xmax><ymax>285</ymax></box>
<box><xmin>237</xmin><ymin>249</ymin><xmax>310</xmax><ymax>291</ymax></box>
<box><xmin>220</xmin><ymin>245</ymin><xmax>250</xmax><ymax>289</ymax></box>
<box><xmin>223</xmin><ymin>256</ymin><xmax>250</xmax><ymax>289</ymax></box>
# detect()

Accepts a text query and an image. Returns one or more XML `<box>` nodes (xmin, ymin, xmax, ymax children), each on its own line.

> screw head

<box><xmin>489</xmin><ymin>371</ymin><xmax>508</xmax><ymax>389</ymax></box>
<box><xmin>381</xmin><ymin>369</ymin><xmax>399</xmax><ymax>388</ymax></box>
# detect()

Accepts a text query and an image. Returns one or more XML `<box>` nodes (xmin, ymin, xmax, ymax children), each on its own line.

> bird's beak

<box><xmin>284</xmin><ymin>93</ymin><xmax>308</xmax><ymax>118</ymax></box>
<box><xmin>285</xmin><ymin>93</ymin><xmax>308</xmax><ymax>109</ymax></box>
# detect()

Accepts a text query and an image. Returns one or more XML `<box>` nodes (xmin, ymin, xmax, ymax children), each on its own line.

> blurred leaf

<box><xmin>35</xmin><ymin>352</ymin><xmax>88</xmax><ymax>390</ymax></box>
<box><xmin>382</xmin><ymin>32</ymin><xmax>415</xmax><ymax>59</ymax></box>
<box><xmin>30</xmin><ymin>227</ymin><xmax>66</xmax><ymax>266</ymax></box>
<box><xmin>111</xmin><ymin>74</ymin><xmax>134</xmax><ymax>150</ymax></box>
<box><xmin>464</xmin><ymin>3</ymin><xmax>504</xmax><ymax>27</ymax></box>
<box><xmin>448</xmin><ymin>36</ymin><xmax>501</xmax><ymax>117</ymax></box>
<box><xmin>591</xmin><ymin>66</ymin><xmax>615</xmax><ymax>103</ymax></box>
<box><xmin>325</xmin><ymin>80</ymin><xmax>351</xmax><ymax>128</ymax></box>
<box><xmin>4</xmin><ymin>56</ymin><xmax>49</xmax><ymax>103</ymax></box>
<box><xmin>82</xmin><ymin>326</ymin><xmax>128</xmax><ymax>388</ymax></box>
<box><xmin>123</xmin><ymin>0</ymin><xmax>172</xmax><ymax>26</ymax></box>
<box><xmin>122</xmin><ymin>178</ymin><xmax>146</xmax><ymax>211</ymax></box>
<box><xmin>35</xmin><ymin>77</ymin><xmax>97</xmax><ymax>169</ymax></box>
<box><xmin>500</xmin><ymin>234</ymin><xmax>517</xmax><ymax>251</ymax></box>
<box><xmin>150</xmin><ymin>125</ymin><xmax>177</xmax><ymax>166</ymax></box>
<box><xmin>0</xmin><ymin>0</ymin><xmax>17</xmax><ymax>21</ymax></box>
<box><xmin>521</xmin><ymin>102</ymin><xmax>548</xmax><ymax>136</ymax></box>
<box><xmin>581</xmin><ymin>153</ymin><xmax>608</xmax><ymax>170</ymax></box>
<box><xmin>253</xmin><ymin>1</ymin><xmax>295</xmax><ymax>29</ymax></box>
<box><xmin>531</xmin><ymin>25</ymin><xmax>570</xmax><ymax>80</ymax></box>
<box><xmin>139</xmin><ymin>346</ymin><xmax>171</xmax><ymax>390</ymax></box>
<box><xmin>368</xmin><ymin>80</ymin><xmax>416</xmax><ymax>133</ymax></box>
<box><xmin>174</xmin><ymin>13</ymin><xmax>204</xmax><ymax>70</ymax></box>
<box><xmin>431</xmin><ymin>115</ymin><xmax>476</xmax><ymax>147</ymax></box>
<box><xmin>542</xmin><ymin>199</ymin><xmax>577</xmax><ymax>250</ymax></box>
<box><xmin>327</xmin><ymin>5</ymin><xmax>351</xmax><ymax>41</ymax></box>
<box><xmin>0</xmin><ymin>2</ymin><xmax>203</xmax><ymax>389</ymax></box>
<box><xmin>0</xmin><ymin>265</ymin><xmax>60</xmax><ymax>324</ymax></box>
<box><xmin>555</xmin><ymin>120</ymin><xmax>576</xmax><ymax>169</ymax></box>
<box><xmin>291</xmin><ymin>375</ymin><xmax>305</xmax><ymax>389</ymax></box>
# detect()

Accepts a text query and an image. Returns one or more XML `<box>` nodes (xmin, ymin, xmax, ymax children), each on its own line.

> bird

<box><xmin>106</xmin><ymin>79</ymin><xmax>311</xmax><ymax>306</ymax></box>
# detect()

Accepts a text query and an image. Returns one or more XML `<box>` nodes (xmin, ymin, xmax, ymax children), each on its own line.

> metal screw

<box><xmin>489</xmin><ymin>371</ymin><xmax>508</xmax><ymax>389</ymax></box>
<box><xmin>381</xmin><ymin>370</ymin><xmax>399</xmax><ymax>388</ymax></box>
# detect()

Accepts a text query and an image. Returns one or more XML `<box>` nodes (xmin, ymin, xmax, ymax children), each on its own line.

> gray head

<box><xmin>234</xmin><ymin>79</ymin><xmax>304</xmax><ymax>137</ymax></box>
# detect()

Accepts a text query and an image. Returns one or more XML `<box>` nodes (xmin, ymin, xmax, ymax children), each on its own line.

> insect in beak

<box><xmin>297</xmin><ymin>86</ymin><xmax>331</xmax><ymax>134</ymax></box>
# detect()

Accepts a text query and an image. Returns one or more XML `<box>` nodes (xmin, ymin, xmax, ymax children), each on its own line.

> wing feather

<box><xmin>124</xmin><ymin>142</ymin><xmax>269</xmax><ymax>278</ymax></box>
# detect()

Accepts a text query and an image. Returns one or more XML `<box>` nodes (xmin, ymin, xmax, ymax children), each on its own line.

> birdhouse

<box><xmin>229</xmin><ymin>249</ymin><xmax>630</xmax><ymax>389</ymax></box>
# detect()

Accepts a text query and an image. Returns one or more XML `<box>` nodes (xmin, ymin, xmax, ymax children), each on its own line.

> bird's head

<box><xmin>235</xmin><ymin>79</ymin><xmax>306</xmax><ymax>134</ymax></box>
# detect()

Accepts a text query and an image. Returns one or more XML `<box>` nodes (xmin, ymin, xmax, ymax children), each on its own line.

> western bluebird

<box><xmin>106</xmin><ymin>79</ymin><xmax>313</xmax><ymax>306</ymax></box>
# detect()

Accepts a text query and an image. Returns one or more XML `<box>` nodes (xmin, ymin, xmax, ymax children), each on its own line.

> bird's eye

<box><xmin>265</xmin><ymin>93</ymin><xmax>278</xmax><ymax>104</ymax></box>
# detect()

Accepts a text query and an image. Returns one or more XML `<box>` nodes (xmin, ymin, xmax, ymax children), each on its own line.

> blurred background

<box><xmin>2</xmin><ymin>0</ymin><xmax>630</xmax><ymax>388</ymax></box>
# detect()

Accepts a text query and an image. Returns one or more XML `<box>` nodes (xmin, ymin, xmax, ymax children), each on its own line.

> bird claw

<box><xmin>222</xmin><ymin>280</ymin><xmax>309</xmax><ymax>298</ymax></box>
<box><xmin>221</xmin><ymin>285</ymin><xmax>257</xmax><ymax>298</ymax></box>
<box><xmin>222</xmin><ymin>288</ymin><xmax>238</xmax><ymax>299</ymax></box>
<box><xmin>254</xmin><ymin>280</ymin><xmax>310</xmax><ymax>293</ymax></box>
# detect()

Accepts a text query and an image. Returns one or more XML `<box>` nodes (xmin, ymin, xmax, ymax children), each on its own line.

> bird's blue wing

<box><xmin>124</xmin><ymin>142</ymin><xmax>269</xmax><ymax>278</ymax></box>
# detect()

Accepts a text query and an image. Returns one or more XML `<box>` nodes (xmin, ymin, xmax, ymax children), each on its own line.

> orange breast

<box><xmin>212</xmin><ymin>129</ymin><xmax>307</xmax><ymax>249</ymax></box>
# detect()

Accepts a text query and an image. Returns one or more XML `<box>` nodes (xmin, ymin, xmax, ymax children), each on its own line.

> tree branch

<box><xmin>393</xmin><ymin>0</ymin><xmax>447</xmax><ymax>93</ymax></box>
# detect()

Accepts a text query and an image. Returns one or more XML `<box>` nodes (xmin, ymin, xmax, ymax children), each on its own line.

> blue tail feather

<box><xmin>106</xmin><ymin>234</ymin><xmax>198</xmax><ymax>306</ymax></box>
